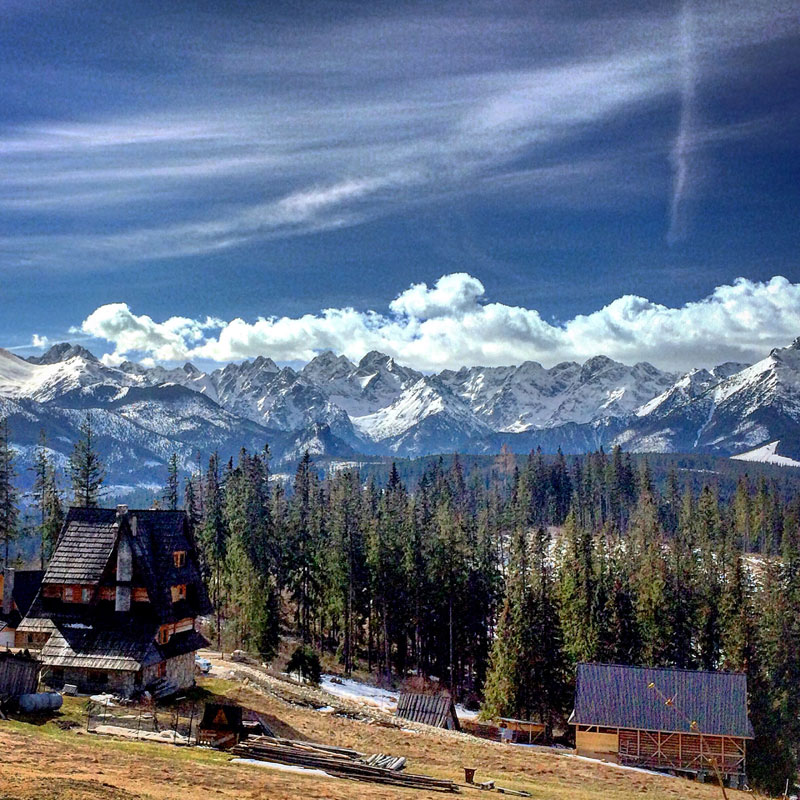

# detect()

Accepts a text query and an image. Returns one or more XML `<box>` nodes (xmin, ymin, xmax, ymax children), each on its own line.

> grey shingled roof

<box><xmin>40</xmin><ymin>507</ymin><xmax>211</xmax><ymax>623</ymax></box>
<box><xmin>41</xmin><ymin>625</ymin><xmax>163</xmax><ymax>671</ymax></box>
<box><xmin>571</xmin><ymin>663</ymin><xmax>754</xmax><ymax>739</ymax></box>
<box><xmin>43</xmin><ymin>511</ymin><xmax>118</xmax><ymax>585</ymax></box>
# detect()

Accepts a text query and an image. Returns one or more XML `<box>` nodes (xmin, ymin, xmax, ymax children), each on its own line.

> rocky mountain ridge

<box><xmin>0</xmin><ymin>337</ymin><xmax>798</xmax><ymax>490</ymax></box>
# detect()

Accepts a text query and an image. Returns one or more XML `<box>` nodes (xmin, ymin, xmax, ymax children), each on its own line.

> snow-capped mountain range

<box><xmin>1</xmin><ymin>337</ymin><xmax>800</xmax><ymax>490</ymax></box>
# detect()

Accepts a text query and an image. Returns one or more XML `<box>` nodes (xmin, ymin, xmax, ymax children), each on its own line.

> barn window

<box><xmin>173</xmin><ymin>550</ymin><xmax>186</xmax><ymax>568</ymax></box>
<box><xmin>171</xmin><ymin>584</ymin><xmax>187</xmax><ymax>603</ymax></box>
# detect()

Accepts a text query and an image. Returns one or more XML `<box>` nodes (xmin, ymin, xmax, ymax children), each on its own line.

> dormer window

<box><xmin>171</xmin><ymin>584</ymin><xmax>187</xmax><ymax>603</ymax></box>
<box><xmin>173</xmin><ymin>550</ymin><xmax>186</xmax><ymax>568</ymax></box>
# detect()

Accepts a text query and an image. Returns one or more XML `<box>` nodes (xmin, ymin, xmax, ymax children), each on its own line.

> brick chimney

<box><xmin>115</xmin><ymin>506</ymin><xmax>132</xmax><ymax>613</ymax></box>
<box><xmin>1</xmin><ymin>567</ymin><xmax>13</xmax><ymax>616</ymax></box>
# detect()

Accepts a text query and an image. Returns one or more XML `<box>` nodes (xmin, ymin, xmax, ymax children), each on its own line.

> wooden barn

<box><xmin>396</xmin><ymin>692</ymin><xmax>460</xmax><ymax>730</ymax></box>
<box><xmin>16</xmin><ymin>505</ymin><xmax>212</xmax><ymax>698</ymax></box>
<box><xmin>0</xmin><ymin>568</ymin><xmax>44</xmax><ymax>648</ymax></box>
<box><xmin>569</xmin><ymin>663</ymin><xmax>753</xmax><ymax>785</ymax></box>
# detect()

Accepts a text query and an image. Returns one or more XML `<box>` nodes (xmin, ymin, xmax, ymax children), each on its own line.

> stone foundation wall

<box><xmin>46</xmin><ymin>667</ymin><xmax>137</xmax><ymax>697</ymax></box>
<box><xmin>166</xmin><ymin>651</ymin><xmax>196</xmax><ymax>690</ymax></box>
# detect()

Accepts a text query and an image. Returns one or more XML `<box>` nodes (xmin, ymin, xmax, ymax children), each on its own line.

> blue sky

<box><xmin>1</xmin><ymin>0</ymin><xmax>799</xmax><ymax>371</ymax></box>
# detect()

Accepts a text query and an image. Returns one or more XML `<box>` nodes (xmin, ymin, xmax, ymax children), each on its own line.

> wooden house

<box><xmin>16</xmin><ymin>506</ymin><xmax>212</xmax><ymax>697</ymax></box>
<box><xmin>396</xmin><ymin>692</ymin><xmax>460</xmax><ymax>730</ymax></box>
<box><xmin>0</xmin><ymin>568</ymin><xmax>44</xmax><ymax>648</ymax></box>
<box><xmin>569</xmin><ymin>663</ymin><xmax>753</xmax><ymax>785</ymax></box>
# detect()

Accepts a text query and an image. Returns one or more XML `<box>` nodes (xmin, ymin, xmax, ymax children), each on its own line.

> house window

<box><xmin>173</xmin><ymin>550</ymin><xmax>186</xmax><ymax>568</ymax></box>
<box><xmin>157</xmin><ymin>627</ymin><xmax>170</xmax><ymax>645</ymax></box>
<box><xmin>63</xmin><ymin>586</ymin><xmax>74</xmax><ymax>602</ymax></box>
<box><xmin>157</xmin><ymin>661</ymin><xmax>167</xmax><ymax>679</ymax></box>
<box><xmin>81</xmin><ymin>587</ymin><xmax>92</xmax><ymax>603</ymax></box>
<box><xmin>171</xmin><ymin>584</ymin><xmax>187</xmax><ymax>603</ymax></box>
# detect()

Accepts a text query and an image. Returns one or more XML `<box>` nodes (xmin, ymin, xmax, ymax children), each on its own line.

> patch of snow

<box><xmin>319</xmin><ymin>673</ymin><xmax>478</xmax><ymax>720</ymax></box>
<box><xmin>320</xmin><ymin>674</ymin><xmax>398</xmax><ymax>711</ymax></box>
<box><xmin>231</xmin><ymin>758</ymin><xmax>332</xmax><ymax>777</ymax></box>
<box><xmin>566</xmin><ymin>753</ymin><xmax>677</xmax><ymax>779</ymax></box>
<box><xmin>731</xmin><ymin>440</ymin><xmax>800</xmax><ymax>468</ymax></box>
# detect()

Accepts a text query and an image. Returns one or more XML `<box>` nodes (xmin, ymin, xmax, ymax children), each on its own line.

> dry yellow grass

<box><xmin>0</xmin><ymin>674</ymin><xmax>752</xmax><ymax>800</ymax></box>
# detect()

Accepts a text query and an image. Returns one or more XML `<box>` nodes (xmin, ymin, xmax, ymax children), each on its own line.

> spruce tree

<box><xmin>0</xmin><ymin>418</ymin><xmax>18</xmax><ymax>568</ymax></box>
<box><xmin>68</xmin><ymin>413</ymin><xmax>105</xmax><ymax>507</ymax></box>
<box><xmin>162</xmin><ymin>452</ymin><xmax>180</xmax><ymax>510</ymax></box>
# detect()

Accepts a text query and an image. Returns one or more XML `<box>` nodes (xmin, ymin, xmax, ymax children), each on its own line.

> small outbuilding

<box><xmin>569</xmin><ymin>662</ymin><xmax>753</xmax><ymax>785</ymax></box>
<box><xmin>198</xmin><ymin>703</ymin><xmax>244</xmax><ymax>748</ymax></box>
<box><xmin>396</xmin><ymin>692</ymin><xmax>460</xmax><ymax>730</ymax></box>
<box><xmin>0</xmin><ymin>650</ymin><xmax>41</xmax><ymax>703</ymax></box>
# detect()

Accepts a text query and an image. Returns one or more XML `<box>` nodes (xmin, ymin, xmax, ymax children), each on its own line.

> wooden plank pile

<box><xmin>231</xmin><ymin>735</ymin><xmax>458</xmax><ymax>792</ymax></box>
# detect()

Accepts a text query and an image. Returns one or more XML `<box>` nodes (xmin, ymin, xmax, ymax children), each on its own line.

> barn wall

<box><xmin>575</xmin><ymin>730</ymin><xmax>619</xmax><ymax>762</ymax></box>
<box><xmin>617</xmin><ymin>729</ymin><xmax>747</xmax><ymax>776</ymax></box>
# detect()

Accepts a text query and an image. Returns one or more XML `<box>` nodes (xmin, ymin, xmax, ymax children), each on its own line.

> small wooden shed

<box><xmin>198</xmin><ymin>703</ymin><xmax>244</xmax><ymax>748</ymax></box>
<box><xmin>569</xmin><ymin>663</ymin><xmax>753</xmax><ymax>784</ymax></box>
<box><xmin>396</xmin><ymin>692</ymin><xmax>460</xmax><ymax>730</ymax></box>
<box><xmin>0</xmin><ymin>651</ymin><xmax>41</xmax><ymax>702</ymax></box>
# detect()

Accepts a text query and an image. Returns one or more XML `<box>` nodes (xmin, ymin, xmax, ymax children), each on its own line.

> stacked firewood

<box><xmin>231</xmin><ymin>735</ymin><xmax>458</xmax><ymax>792</ymax></box>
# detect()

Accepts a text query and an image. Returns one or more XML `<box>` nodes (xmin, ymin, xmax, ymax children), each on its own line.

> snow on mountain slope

<box><xmin>620</xmin><ymin>340</ymin><xmax>800</xmax><ymax>455</ymax></box>
<box><xmin>353</xmin><ymin>377</ymin><xmax>492</xmax><ymax>455</ymax></box>
<box><xmin>0</xmin><ymin>347</ymin><xmax>133</xmax><ymax>403</ymax></box>
<box><xmin>304</xmin><ymin>350</ymin><xmax>422</xmax><ymax>416</ymax></box>
<box><xmin>439</xmin><ymin>356</ymin><xmax>676</xmax><ymax>432</ymax></box>
<box><xmin>731</xmin><ymin>441</ymin><xmax>800</xmax><ymax>468</ymax></box>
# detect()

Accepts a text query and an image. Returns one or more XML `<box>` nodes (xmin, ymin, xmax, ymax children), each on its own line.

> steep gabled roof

<box><xmin>571</xmin><ymin>662</ymin><xmax>754</xmax><ymax>739</ymax></box>
<box><xmin>39</xmin><ymin>507</ymin><xmax>211</xmax><ymax>623</ymax></box>
<box><xmin>41</xmin><ymin>625</ymin><xmax>162</xmax><ymax>671</ymax></box>
<box><xmin>40</xmin><ymin>624</ymin><xmax>209</xmax><ymax>672</ymax></box>
<box><xmin>44</xmin><ymin>510</ymin><xmax>118</xmax><ymax>585</ymax></box>
<box><xmin>124</xmin><ymin>510</ymin><xmax>212</xmax><ymax>621</ymax></box>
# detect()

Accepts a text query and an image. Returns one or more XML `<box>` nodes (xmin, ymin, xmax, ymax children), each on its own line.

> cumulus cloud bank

<box><xmin>79</xmin><ymin>274</ymin><xmax>800</xmax><ymax>372</ymax></box>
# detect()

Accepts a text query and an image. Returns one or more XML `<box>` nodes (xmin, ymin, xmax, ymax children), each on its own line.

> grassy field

<box><xmin>0</xmin><ymin>675</ymin><xmax>752</xmax><ymax>800</ymax></box>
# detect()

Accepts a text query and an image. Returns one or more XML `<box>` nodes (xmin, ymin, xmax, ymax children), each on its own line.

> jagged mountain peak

<box><xmin>27</xmin><ymin>342</ymin><xmax>99</xmax><ymax>365</ymax></box>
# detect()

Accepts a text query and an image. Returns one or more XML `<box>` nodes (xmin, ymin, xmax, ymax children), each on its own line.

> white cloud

<box><xmin>79</xmin><ymin>274</ymin><xmax>800</xmax><ymax>372</ymax></box>
<box><xmin>31</xmin><ymin>333</ymin><xmax>48</xmax><ymax>348</ymax></box>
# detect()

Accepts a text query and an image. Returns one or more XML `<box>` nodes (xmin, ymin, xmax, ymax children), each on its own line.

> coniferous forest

<box><xmin>179</xmin><ymin>443</ymin><xmax>800</xmax><ymax>792</ymax></box>
<box><xmin>3</xmin><ymin>417</ymin><xmax>800</xmax><ymax>792</ymax></box>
